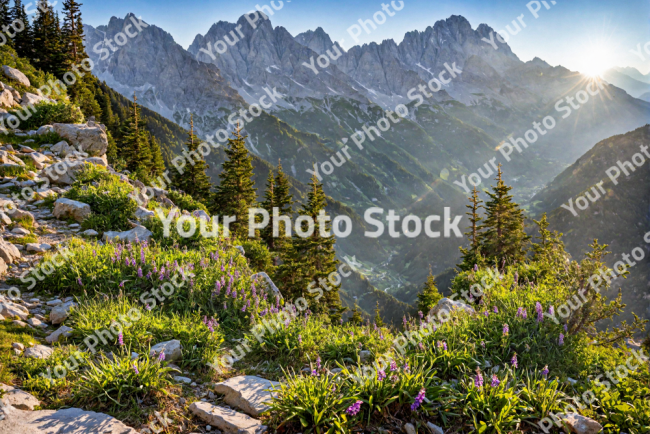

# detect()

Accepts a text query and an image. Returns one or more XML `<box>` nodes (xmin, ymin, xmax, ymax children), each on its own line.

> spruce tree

<box><xmin>172</xmin><ymin>115</ymin><xmax>212</xmax><ymax>203</ymax></box>
<box><xmin>478</xmin><ymin>165</ymin><xmax>529</xmax><ymax>266</ymax></box>
<box><xmin>121</xmin><ymin>93</ymin><xmax>152</xmax><ymax>182</ymax></box>
<box><xmin>0</xmin><ymin>0</ymin><xmax>12</xmax><ymax>42</ymax></box>
<box><xmin>350</xmin><ymin>302</ymin><xmax>362</xmax><ymax>325</ymax></box>
<box><xmin>459</xmin><ymin>186</ymin><xmax>484</xmax><ymax>271</ymax></box>
<box><xmin>32</xmin><ymin>1</ymin><xmax>65</xmax><ymax>75</ymax></box>
<box><xmin>61</xmin><ymin>0</ymin><xmax>86</xmax><ymax>65</ymax></box>
<box><xmin>417</xmin><ymin>269</ymin><xmax>443</xmax><ymax>314</ymax></box>
<box><xmin>149</xmin><ymin>136</ymin><xmax>166</xmax><ymax>179</ymax></box>
<box><xmin>275</xmin><ymin>176</ymin><xmax>343</xmax><ymax>321</ymax></box>
<box><xmin>11</xmin><ymin>0</ymin><xmax>32</xmax><ymax>59</ymax></box>
<box><xmin>373</xmin><ymin>301</ymin><xmax>384</xmax><ymax>327</ymax></box>
<box><xmin>212</xmin><ymin>126</ymin><xmax>257</xmax><ymax>239</ymax></box>
<box><xmin>260</xmin><ymin>161</ymin><xmax>293</xmax><ymax>260</ymax></box>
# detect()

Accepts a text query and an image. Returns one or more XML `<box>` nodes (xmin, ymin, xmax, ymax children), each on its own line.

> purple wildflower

<box><xmin>410</xmin><ymin>388</ymin><xmax>426</xmax><ymax>411</ymax></box>
<box><xmin>145</xmin><ymin>303</ymin><xmax>151</xmax><ymax>310</ymax></box>
<box><xmin>474</xmin><ymin>264</ymin><xmax>478</xmax><ymax>272</ymax></box>
<box><xmin>133</xmin><ymin>363</ymin><xmax>139</xmax><ymax>374</ymax></box>
<box><xmin>503</xmin><ymin>323</ymin><xmax>509</xmax><ymax>335</ymax></box>
<box><xmin>316</xmin><ymin>357</ymin><xmax>321</xmax><ymax>370</ymax></box>
<box><xmin>377</xmin><ymin>369</ymin><xmax>386</xmax><ymax>381</ymax></box>
<box><xmin>119</xmin><ymin>281</ymin><xmax>125</xmax><ymax>288</ymax></box>
<box><xmin>346</xmin><ymin>400</ymin><xmax>362</xmax><ymax>416</ymax></box>
<box><xmin>158</xmin><ymin>351</ymin><xmax>165</xmax><ymax>362</ymax></box>
<box><xmin>137</xmin><ymin>267</ymin><xmax>143</xmax><ymax>278</ymax></box>
<box><xmin>474</xmin><ymin>369</ymin><xmax>484</xmax><ymax>388</ymax></box>
<box><xmin>511</xmin><ymin>354</ymin><xmax>518</xmax><ymax>368</ymax></box>
<box><xmin>418</xmin><ymin>311</ymin><xmax>423</xmax><ymax>319</ymax></box>
<box><xmin>298</xmin><ymin>335</ymin><xmax>302</xmax><ymax>344</ymax></box>
<box><xmin>541</xmin><ymin>365</ymin><xmax>549</xmax><ymax>378</ymax></box>
<box><xmin>390</xmin><ymin>360</ymin><xmax>398</xmax><ymax>372</ymax></box>
<box><xmin>549</xmin><ymin>306</ymin><xmax>555</xmax><ymax>316</ymax></box>
<box><xmin>118</xmin><ymin>333</ymin><xmax>124</xmax><ymax>346</ymax></box>
<box><xmin>77</xmin><ymin>277</ymin><xmax>83</xmax><ymax>286</ymax></box>
<box><xmin>483</xmin><ymin>311</ymin><xmax>489</xmax><ymax>317</ymax></box>
<box><xmin>536</xmin><ymin>302</ymin><xmax>543</xmax><ymax>323</ymax></box>
<box><xmin>559</xmin><ymin>333</ymin><xmax>564</xmax><ymax>346</ymax></box>
<box><xmin>564</xmin><ymin>323</ymin><xmax>568</xmax><ymax>333</ymax></box>
<box><xmin>491</xmin><ymin>374</ymin><xmax>500</xmax><ymax>387</ymax></box>
<box><xmin>403</xmin><ymin>363</ymin><xmax>410</xmax><ymax>373</ymax></box>
<box><xmin>493</xmin><ymin>306</ymin><xmax>498</xmax><ymax>314</ymax></box>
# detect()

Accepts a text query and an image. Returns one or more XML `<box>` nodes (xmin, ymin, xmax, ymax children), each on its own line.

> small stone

<box><xmin>11</xmin><ymin>227</ymin><xmax>29</xmax><ymax>235</ymax></box>
<box><xmin>173</xmin><ymin>376</ymin><xmax>192</xmax><ymax>384</ymax></box>
<box><xmin>81</xmin><ymin>229</ymin><xmax>98</xmax><ymax>237</ymax></box>
<box><xmin>427</xmin><ymin>422</ymin><xmax>444</xmax><ymax>434</ymax></box>
<box><xmin>11</xmin><ymin>342</ymin><xmax>24</xmax><ymax>351</ymax></box>
<box><xmin>150</xmin><ymin>339</ymin><xmax>182</xmax><ymax>361</ymax></box>
<box><xmin>46</xmin><ymin>299</ymin><xmax>62</xmax><ymax>306</ymax></box>
<box><xmin>404</xmin><ymin>423</ymin><xmax>416</xmax><ymax>434</ymax></box>
<box><xmin>561</xmin><ymin>413</ymin><xmax>603</xmax><ymax>434</ymax></box>
<box><xmin>26</xmin><ymin>243</ymin><xmax>51</xmax><ymax>253</ymax></box>
<box><xmin>45</xmin><ymin>325</ymin><xmax>73</xmax><ymax>344</ymax></box>
<box><xmin>12</xmin><ymin>319</ymin><xmax>27</xmax><ymax>327</ymax></box>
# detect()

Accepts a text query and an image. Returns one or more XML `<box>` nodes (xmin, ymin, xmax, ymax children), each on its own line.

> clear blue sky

<box><xmin>74</xmin><ymin>0</ymin><xmax>650</xmax><ymax>74</ymax></box>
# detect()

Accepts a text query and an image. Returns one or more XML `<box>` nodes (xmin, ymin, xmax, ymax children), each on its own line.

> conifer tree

<box><xmin>121</xmin><ymin>93</ymin><xmax>152</xmax><ymax>182</ymax></box>
<box><xmin>459</xmin><ymin>186</ymin><xmax>485</xmax><ymax>271</ymax></box>
<box><xmin>0</xmin><ymin>0</ymin><xmax>13</xmax><ymax>42</ymax></box>
<box><xmin>350</xmin><ymin>302</ymin><xmax>362</xmax><ymax>325</ymax></box>
<box><xmin>417</xmin><ymin>269</ymin><xmax>443</xmax><ymax>314</ymax></box>
<box><xmin>373</xmin><ymin>301</ymin><xmax>384</xmax><ymax>327</ymax></box>
<box><xmin>478</xmin><ymin>165</ymin><xmax>529</xmax><ymax>266</ymax></box>
<box><xmin>149</xmin><ymin>136</ymin><xmax>166</xmax><ymax>179</ymax></box>
<box><xmin>32</xmin><ymin>1</ymin><xmax>65</xmax><ymax>75</ymax></box>
<box><xmin>11</xmin><ymin>0</ymin><xmax>32</xmax><ymax>59</ymax></box>
<box><xmin>212</xmin><ymin>126</ymin><xmax>257</xmax><ymax>239</ymax></box>
<box><xmin>260</xmin><ymin>161</ymin><xmax>293</xmax><ymax>260</ymax></box>
<box><xmin>275</xmin><ymin>176</ymin><xmax>343</xmax><ymax>321</ymax></box>
<box><xmin>172</xmin><ymin>115</ymin><xmax>212</xmax><ymax>203</ymax></box>
<box><xmin>61</xmin><ymin>0</ymin><xmax>86</xmax><ymax>65</ymax></box>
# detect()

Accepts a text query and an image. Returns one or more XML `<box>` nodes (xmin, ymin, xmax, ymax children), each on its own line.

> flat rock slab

<box><xmin>189</xmin><ymin>402</ymin><xmax>266</xmax><ymax>434</ymax></box>
<box><xmin>214</xmin><ymin>375</ymin><xmax>280</xmax><ymax>417</ymax></box>
<box><xmin>0</xmin><ymin>405</ymin><xmax>138</xmax><ymax>433</ymax></box>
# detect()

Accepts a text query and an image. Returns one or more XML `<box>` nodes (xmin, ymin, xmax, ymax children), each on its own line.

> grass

<box><xmin>0</xmin><ymin>321</ymin><xmax>40</xmax><ymax>385</ymax></box>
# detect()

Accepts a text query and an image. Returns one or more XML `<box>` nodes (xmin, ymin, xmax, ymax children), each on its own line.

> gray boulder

<box><xmin>35</xmin><ymin>125</ymin><xmax>54</xmax><ymax>135</ymax></box>
<box><xmin>21</xmin><ymin>92</ymin><xmax>49</xmax><ymax>107</ymax></box>
<box><xmin>0</xmin><ymin>384</ymin><xmax>40</xmax><ymax>410</ymax></box>
<box><xmin>53</xmin><ymin>123</ymin><xmax>108</xmax><ymax>156</ymax></box>
<box><xmin>149</xmin><ymin>339</ymin><xmax>182</xmax><ymax>362</ymax></box>
<box><xmin>0</xmin><ymin>238</ymin><xmax>21</xmax><ymax>264</ymax></box>
<box><xmin>50</xmin><ymin>140</ymin><xmax>75</xmax><ymax>157</ymax></box>
<box><xmin>53</xmin><ymin>198</ymin><xmax>91</xmax><ymax>222</ymax></box>
<box><xmin>213</xmin><ymin>375</ymin><xmax>280</xmax><ymax>417</ymax></box>
<box><xmin>103</xmin><ymin>225</ymin><xmax>153</xmax><ymax>243</ymax></box>
<box><xmin>0</xmin><ymin>301</ymin><xmax>29</xmax><ymax>320</ymax></box>
<box><xmin>429</xmin><ymin>297</ymin><xmax>475</xmax><ymax>319</ymax></box>
<box><xmin>45</xmin><ymin>325</ymin><xmax>73</xmax><ymax>344</ymax></box>
<box><xmin>2</xmin><ymin>66</ymin><xmax>30</xmax><ymax>87</ymax></box>
<box><xmin>561</xmin><ymin>413</ymin><xmax>603</xmax><ymax>434</ymax></box>
<box><xmin>0</xmin><ymin>89</ymin><xmax>14</xmax><ymax>108</ymax></box>
<box><xmin>49</xmin><ymin>301</ymin><xmax>77</xmax><ymax>325</ymax></box>
<box><xmin>25</xmin><ymin>243</ymin><xmax>51</xmax><ymax>253</ymax></box>
<box><xmin>250</xmin><ymin>272</ymin><xmax>281</xmax><ymax>296</ymax></box>
<box><xmin>24</xmin><ymin>345</ymin><xmax>53</xmax><ymax>359</ymax></box>
<box><xmin>134</xmin><ymin>206</ymin><xmax>155</xmax><ymax>221</ymax></box>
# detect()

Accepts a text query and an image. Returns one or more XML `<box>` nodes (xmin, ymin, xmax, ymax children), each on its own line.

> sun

<box><xmin>578</xmin><ymin>46</ymin><xmax>610</xmax><ymax>77</ymax></box>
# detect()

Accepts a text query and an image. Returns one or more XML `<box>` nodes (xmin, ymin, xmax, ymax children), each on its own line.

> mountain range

<box><xmin>83</xmin><ymin>12</ymin><xmax>650</xmax><ymax>314</ymax></box>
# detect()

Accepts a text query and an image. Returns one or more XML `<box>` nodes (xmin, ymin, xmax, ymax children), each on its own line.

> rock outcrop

<box><xmin>52</xmin><ymin>123</ymin><xmax>109</xmax><ymax>156</ymax></box>
<box><xmin>213</xmin><ymin>375</ymin><xmax>280</xmax><ymax>417</ymax></box>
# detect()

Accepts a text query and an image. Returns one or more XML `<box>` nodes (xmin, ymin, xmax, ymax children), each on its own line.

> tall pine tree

<box><xmin>172</xmin><ymin>115</ymin><xmax>212</xmax><ymax>203</ymax></box>
<box><xmin>0</xmin><ymin>0</ymin><xmax>12</xmax><ymax>43</ymax></box>
<box><xmin>61</xmin><ymin>0</ymin><xmax>86</xmax><ymax>66</ymax></box>
<box><xmin>459</xmin><ymin>186</ymin><xmax>485</xmax><ymax>271</ymax></box>
<box><xmin>212</xmin><ymin>126</ymin><xmax>257</xmax><ymax>239</ymax></box>
<box><xmin>417</xmin><ymin>269</ymin><xmax>443</xmax><ymax>314</ymax></box>
<box><xmin>260</xmin><ymin>161</ymin><xmax>293</xmax><ymax>260</ymax></box>
<box><xmin>275</xmin><ymin>176</ymin><xmax>343</xmax><ymax>321</ymax></box>
<box><xmin>11</xmin><ymin>0</ymin><xmax>32</xmax><ymax>59</ymax></box>
<box><xmin>121</xmin><ymin>93</ymin><xmax>153</xmax><ymax>182</ymax></box>
<box><xmin>478</xmin><ymin>165</ymin><xmax>529</xmax><ymax>266</ymax></box>
<box><xmin>32</xmin><ymin>1</ymin><xmax>66</xmax><ymax>75</ymax></box>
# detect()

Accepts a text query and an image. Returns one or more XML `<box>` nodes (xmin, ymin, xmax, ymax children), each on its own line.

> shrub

<box><xmin>71</xmin><ymin>298</ymin><xmax>224</xmax><ymax>369</ymax></box>
<box><xmin>240</xmin><ymin>239</ymin><xmax>274</xmax><ymax>272</ymax></box>
<box><xmin>72</xmin><ymin>353</ymin><xmax>173</xmax><ymax>412</ymax></box>
<box><xmin>65</xmin><ymin>174</ymin><xmax>137</xmax><ymax>233</ymax></box>
<box><xmin>166</xmin><ymin>190</ymin><xmax>208</xmax><ymax>213</ymax></box>
<box><xmin>8</xmin><ymin>102</ymin><xmax>84</xmax><ymax>131</ymax></box>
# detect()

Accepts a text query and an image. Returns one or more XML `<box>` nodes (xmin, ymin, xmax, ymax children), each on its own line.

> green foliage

<box><xmin>260</xmin><ymin>161</ymin><xmax>294</xmax><ymax>259</ymax></box>
<box><xmin>70</xmin><ymin>297</ymin><xmax>224</xmax><ymax>369</ymax></box>
<box><xmin>417</xmin><ymin>270</ymin><xmax>443</xmax><ymax>314</ymax></box>
<box><xmin>64</xmin><ymin>169</ymin><xmax>137</xmax><ymax>233</ymax></box>
<box><xmin>8</xmin><ymin>102</ymin><xmax>84</xmax><ymax>131</ymax></box>
<box><xmin>240</xmin><ymin>239</ymin><xmax>274</xmax><ymax>272</ymax></box>
<box><xmin>72</xmin><ymin>353</ymin><xmax>173</xmax><ymax>412</ymax></box>
<box><xmin>245</xmin><ymin>313</ymin><xmax>393</xmax><ymax>372</ymax></box>
<box><xmin>166</xmin><ymin>190</ymin><xmax>209</xmax><ymax>213</ymax></box>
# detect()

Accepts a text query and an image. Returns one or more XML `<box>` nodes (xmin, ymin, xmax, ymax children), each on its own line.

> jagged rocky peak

<box><xmin>294</xmin><ymin>27</ymin><xmax>337</xmax><ymax>55</ymax></box>
<box><xmin>526</xmin><ymin>57</ymin><xmax>552</xmax><ymax>68</ymax></box>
